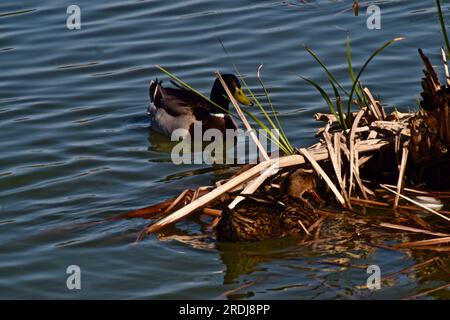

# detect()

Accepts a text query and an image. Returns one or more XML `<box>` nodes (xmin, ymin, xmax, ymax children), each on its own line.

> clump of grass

<box><xmin>219</xmin><ymin>40</ymin><xmax>295</xmax><ymax>155</ymax></box>
<box><xmin>301</xmin><ymin>33</ymin><xmax>403</xmax><ymax>131</ymax></box>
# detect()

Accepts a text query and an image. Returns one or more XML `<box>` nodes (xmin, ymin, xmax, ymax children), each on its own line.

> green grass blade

<box><xmin>256</xmin><ymin>65</ymin><xmax>294</xmax><ymax>154</ymax></box>
<box><xmin>157</xmin><ymin>66</ymin><xmax>272</xmax><ymax>140</ymax></box>
<box><xmin>304</xmin><ymin>45</ymin><xmax>350</xmax><ymax>97</ymax></box>
<box><xmin>346</xmin><ymin>33</ymin><xmax>356</xmax><ymax>84</ymax></box>
<box><xmin>219</xmin><ymin>40</ymin><xmax>277</xmax><ymax>129</ymax></box>
<box><xmin>345</xmin><ymin>37</ymin><xmax>404</xmax><ymax>125</ymax></box>
<box><xmin>156</xmin><ymin>65</ymin><xmax>231</xmax><ymax>116</ymax></box>
<box><xmin>157</xmin><ymin>65</ymin><xmax>291</xmax><ymax>154</ymax></box>
<box><xmin>436</xmin><ymin>0</ymin><xmax>450</xmax><ymax>58</ymax></box>
<box><xmin>329</xmin><ymin>78</ymin><xmax>348</xmax><ymax>130</ymax></box>
<box><xmin>346</xmin><ymin>33</ymin><xmax>364</xmax><ymax>106</ymax></box>
<box><xmin>301</xmin><ymin>76</ymin><xmax>339</xmax><ymax>119</ymax></box>
<box><xmin>220</xmin><ymin>39</ymin><xmax>295</xmax><ymax>154</ymax></box>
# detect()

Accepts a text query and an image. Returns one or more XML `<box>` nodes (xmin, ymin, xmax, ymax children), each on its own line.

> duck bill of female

<box><xmin>233</xmin><ymin>87</ymin><xmax>253</xmax><ymax>106</ymax></box>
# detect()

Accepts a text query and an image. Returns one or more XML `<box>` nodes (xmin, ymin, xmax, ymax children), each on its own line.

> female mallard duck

<box><xmin>216</xmin><ymin>194</ymin><xmax>318</xmax><ymax>242</ymax></box>
<box><xmin>216</xmin><ymin>169</ymin><xmax>320</xmax><ymax>242</ymax></box>
<box><xmin>148</xmin><ymin>74</ymin><xmax>253</xmax><ymax>138</ymax></box>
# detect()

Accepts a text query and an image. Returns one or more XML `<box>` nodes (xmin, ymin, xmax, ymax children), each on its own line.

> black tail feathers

<box><xmin>149</xmin><ymin>79</ymin><xmax>163</xmax><ymax>102</ymax></box>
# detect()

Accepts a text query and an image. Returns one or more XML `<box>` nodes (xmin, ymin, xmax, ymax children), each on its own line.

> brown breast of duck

<box><xmin>279</xmin><ymin>195</ymin><xmax>318</xmax><ymax>236</ymax></box>
<box><xmin>216</xmin><ymin>194</ymin><xmax>318</xmax><ymax>242</ymax></box>
<box><xmin>216</xmin><ymin>197</ymin><xmax>285</xmax><ymax>242</ymax></box>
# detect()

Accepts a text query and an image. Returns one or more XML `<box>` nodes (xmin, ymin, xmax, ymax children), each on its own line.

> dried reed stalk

<box><xmin>394</xmin><ymin>145</ymin><xmax>409</xmax><ymax>208</ymax></box>
<box><xmin>353</xmin><ymin>0</ymin><xmax>359</xmax><ymax>16</ymax></box>
<box><xmin>323</xmin><ymin>125</ymin><xmax>351</xmax><ymax>207</ymax></box>
<box><xmin>394</xmin><ymin>236</ymin><xmax>450</xmax><ymax>249</ymax></box>
<box><xmin>378</xmin><ymin>222</ymin><xmax>450</xmax><ymax>237</ymax></box>
<box><xmin>300</xmin><ymin>148</ymin><xmax>346</xmax><ymax>206</ymax></box>
<box><xmin>402</xmin><ymin>283</ymin><xmax>450</xmax><ymax>300</ymax></box>
<box><xmin>216</xmin><ymin>71</ymin><xmax>270</xmax><ymax>161</ymax></box>
<box><xmin>145</xmin><ymin>159</ymin><xmax>273</xmax><ymax>234</ymax></box>
<box><xmin>353</xmin><ymin>147</ymin><xmax>369</xmax><ymax>198</ymax></box>
<box><xmin>381</xmin><ymin>184</ymin><xmax>450</xmax><ymax>223</ymax></box>
<box><xmin>202</xmin><ymin>208</ymin><xmax>222</xmax><ymax>217</ymax></box>
<box><xmin>216</xmin><ymin>71</ymin><xmax>276</xmax><ymax>209</ymax></box>
<box><xmin>442</xmin><ymin>47</ymin><xmax>450</xmax><ymax>86</ymax></box>
<box><xmin>382</xmin><ymin>257</ymin><xmax>439</xmax><ymax>281</ymax></box>
<box><xmin>163</xmin><ymin>189</ymin><xmax>192</xmax><ymax>214</ymax></box>
<box><xmin>228</xmin><ymin>162</ymin><xmax>279</xmax><ymax>209</ymax></box>
<box><xmin>364</xmin><ymin>88</ymin><xmax>384</xmax><ymax>120</ymax></box>
<box><xmin>348</xmin><ymin>109</ymin><xmax>365</xmax><ymax>197</ymax></box>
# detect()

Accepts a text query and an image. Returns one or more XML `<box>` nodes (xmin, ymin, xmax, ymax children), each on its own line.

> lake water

<box><xmin>0</xmin><ymin>0</ymin><xmax>449</xmax><ymax>299</ymax></box>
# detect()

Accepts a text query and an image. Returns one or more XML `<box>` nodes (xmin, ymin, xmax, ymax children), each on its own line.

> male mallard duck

<box><xmin>148</xmin><ymin>74</ymin><xmax>253</xmax><ymax>138</ymax></box>
<box><xmin>216</xmin><ymin>169</ymin><xmax>319</xmax><ymax>242</ymax></box>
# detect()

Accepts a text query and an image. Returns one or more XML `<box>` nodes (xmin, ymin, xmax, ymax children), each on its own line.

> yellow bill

<box><xmin>233</xmin><ymin>87</ymin><xmax>253</xmax><ymax>106</ymax></box>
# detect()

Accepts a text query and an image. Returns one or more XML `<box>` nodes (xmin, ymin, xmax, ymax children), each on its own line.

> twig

<box><xmin>348</xmin><ymin>109</ymin><xmax>365</xmax><ymax>197</ymax></box>
<box><xmin>380</xmin><ymin>184</ymin><xmax>450</xmax><ymax>223</ymax></box>
<box><xmin>216</xmin><ymin>71</ymin><xmax>270</xmax><ymax>161</ymax></box>
<box><xmin>323</xmin><ymin>124</ymin><xmax>351</xmax><ymax>207</ymax></box>
<box><xmin>394</xmin><ymin>145</ymin><xmax>409</xmax><ymax>208</ymax></box>
<box><xmin>216</xmin><ymin>71</ymin><xmax>274</xmax><ymax>209</ymax></box>
<box><xmin>383</xmin><ymin>257</ymin><xmax>439</xmax><ymax>282</ymax></box>
<box><xmin>402</xmin><ymin>283</ymin><xmax>450</xmax><ymax>300</ymax></box>
<box><xmin>300</xmin><ymin>148</ymin><xmax>346</xmax><ymax>207</ymax></box>
<box><xmin>442</xmin><ymin>47</ymin><xmax>450</xmax><ymax>86</ymax></box>
<box><xmin>378</xmin><ymin>223</ymin><xmax>450</xmax><ymax>237</ymax></box>
<box><xmin>228</xmin><ymin>162</ymin><xmax>279</xmax><ymax>209</ymax></box>
<box><xmin>364</xmin><ymin>88</ymin><xmax>385</xmax><ymax>120</ymax></box>
<box><xmin>146</xmin><ymin>160</ymin><xmax>273</xmax><ymax>234</ymax></box>
<box><xmin>394</xmin><ymin>236</ymin><xmax>450</xmax><ymax>249</ymax></box>
<box><xmin>214</xmin><ymin>278</ymin><xmax>266</xmax><ymax>300</ymax></box>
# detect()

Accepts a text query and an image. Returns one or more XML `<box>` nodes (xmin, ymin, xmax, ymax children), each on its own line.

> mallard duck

<box><xmin>216</xmin><ymin>169</ymin><xmax>319</xmax><ymax>242</ymax></box>
<box><xmin>148</xmin><ymin>74</ymin><xmax>253</xmax><ymax>138</ymax></box>
<box><xmin>216</xmin><ymin>194</ymin><xmax>318</xmax><ymax>242</ymax></box>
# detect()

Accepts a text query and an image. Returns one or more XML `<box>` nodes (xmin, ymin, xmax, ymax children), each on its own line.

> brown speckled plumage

<box><xmin>217</xmin><ymin>197</ymin><xmax>282</xmax><ymax>242</ymax></box>
<box><xmin>280</xmin><ymin>168</ymin><xmax>317</xmax><ymax>200</ymax></box>
<box><xmin>217</xmin><ymin>169</ymin><xmax>319</xmax><ymax>242</ymax></box>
